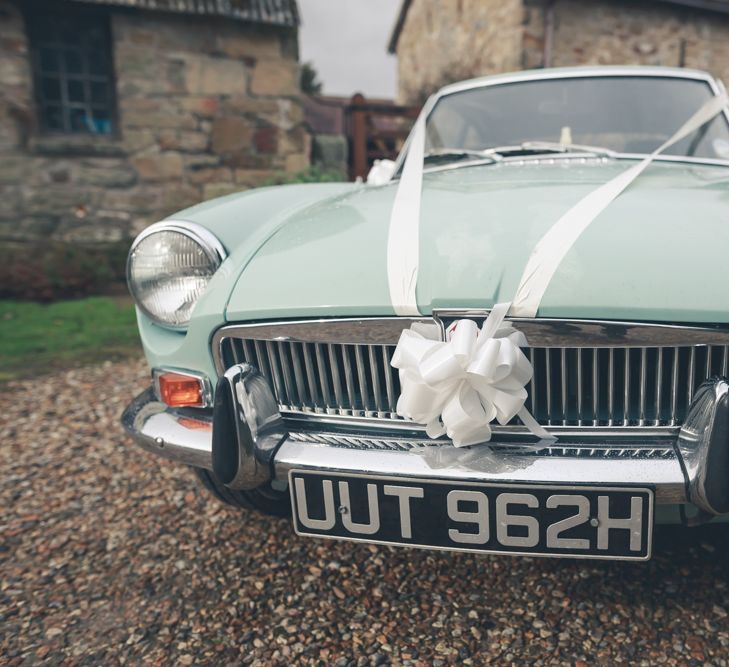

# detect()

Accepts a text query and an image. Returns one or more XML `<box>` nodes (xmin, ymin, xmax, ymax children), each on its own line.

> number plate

<box><xmin>290</xmin><ymin>471</ymin><xmax>654</xmax><ymax>561</ymax></box>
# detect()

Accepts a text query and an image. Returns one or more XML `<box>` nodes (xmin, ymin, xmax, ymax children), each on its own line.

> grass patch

<box><xmin>0</xmin><ymin>297</ymin><xmax>142</xmax><ymax>381</ymax></box>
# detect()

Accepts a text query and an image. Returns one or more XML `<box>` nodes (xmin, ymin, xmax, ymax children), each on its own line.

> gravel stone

<box><xmin>2</xmin><ymin>359</ymin><xmax>729</xmax><ymax>665</ymax></box>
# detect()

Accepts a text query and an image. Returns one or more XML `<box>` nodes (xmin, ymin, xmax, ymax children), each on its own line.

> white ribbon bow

<box><xmin>391</xmin><ymin>303</ymin><xmax>553</xmax><ymax>447</ymax></box>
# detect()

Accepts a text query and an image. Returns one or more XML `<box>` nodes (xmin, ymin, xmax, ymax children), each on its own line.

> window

<box><xmin>27</xmin><ymin>9</ymin><xmax>116</xmax><ymax>135</ymax></box>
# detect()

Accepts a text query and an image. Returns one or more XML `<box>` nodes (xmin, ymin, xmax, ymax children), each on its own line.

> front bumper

<box><xmin>122</xmin><ymin>377</ymin><xmax>729</xmax><ymax>514</ymax></box>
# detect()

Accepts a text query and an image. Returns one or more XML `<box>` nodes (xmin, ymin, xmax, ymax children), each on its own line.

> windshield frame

<box><xmin>392</xmin><ymin>67</ymin><xmax>729</xmax><ymax>176</ymax></box>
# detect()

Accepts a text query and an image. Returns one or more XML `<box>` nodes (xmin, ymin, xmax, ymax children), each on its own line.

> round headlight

<box><xmin>127</xmin><ymin>221</ymin><xmax>226</xmax><ymax>329</ymax></box>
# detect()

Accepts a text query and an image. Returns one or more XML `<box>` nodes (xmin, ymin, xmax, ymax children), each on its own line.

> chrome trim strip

<box><xmin>280</xmin><ymin>411</ymin><xmax>680</xmax><ymax>437</ymax></box>
<box><xmin>129</xmin><ymin>219</ymin><xmax>228</xmax><ymax>266</ymax></box>
<box><xmin>437</xmin><ymin>66</ymin><xmax>720</xmax><ymax>100</ymax></box>
<box><xmin>433</xmin><ymin>313</ymin><xmax>729</xmax><ymax>347</ymax></box>
<box><xmin>421</xmin><ymin>152</ymin><xmax>729</xmax><ymax>176</ymax></box>
<box><xmin>213</xmin><ymin>318</ymin><xmax>433</xmax><ymax>363</ymax></box>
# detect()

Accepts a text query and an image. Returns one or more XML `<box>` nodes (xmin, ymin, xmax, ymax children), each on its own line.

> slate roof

<box><xmin>69</xmin><ymin>0</ymin><xmax>299</xmax><ymax>27</ymax></box>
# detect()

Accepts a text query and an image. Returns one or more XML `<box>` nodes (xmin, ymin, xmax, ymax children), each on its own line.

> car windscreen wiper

<box><xmin>422</xmin><ymin>148</ymin><xmax>501</xmax><ymax>165</ymax></box>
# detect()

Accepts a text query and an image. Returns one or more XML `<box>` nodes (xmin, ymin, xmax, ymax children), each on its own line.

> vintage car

<box><xmin>123</xmin><ymin>66</ymin><xmax>729</xmax><ymax>561</ymax></box>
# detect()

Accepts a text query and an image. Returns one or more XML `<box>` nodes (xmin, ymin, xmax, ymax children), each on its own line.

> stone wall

<box><xmin>394</xmin><ymin>0</ymin><xmax>729</xmax><ymax>104</ymax></box>
<box><xmin>549</xmin><ymin>0</ymin><xmax>729</xmax><ymax>86</ymax></box>
<box><xmin>0</xmin><ymin>1</ymin><xmax>308</xmax><ymax>243</ymax></box>
<box><xmin>395</xmin><ymin>0</ymin><xmax>524</xmax><ymax>105</ymax></box>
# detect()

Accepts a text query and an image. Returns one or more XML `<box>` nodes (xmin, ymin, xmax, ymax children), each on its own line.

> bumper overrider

<box><xmin>121</xmin><ymin>364</ymin><xmax>729</xmax><ymax>518</ymax></box>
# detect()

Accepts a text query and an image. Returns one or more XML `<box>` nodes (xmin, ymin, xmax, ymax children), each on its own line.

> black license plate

<box><xmin>290</xmin><ymin>471</ymin><xmax>654</xmax><ymax>561</ymax></box>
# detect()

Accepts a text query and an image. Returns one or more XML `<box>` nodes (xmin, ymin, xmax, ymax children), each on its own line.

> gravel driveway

<box><xmin>2</xmin><ymin>360</ymin><xmax>729</xmax><ymax>666</ymax></box>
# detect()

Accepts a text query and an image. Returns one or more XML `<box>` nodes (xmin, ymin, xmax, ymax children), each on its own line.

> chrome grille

<box><xmin>222</xmin><ymin>337</ymin><xmax>401</xmax><ymax>419</ymax></box>
<box><xmin>218</xmin><ymin>332</ymin><xmax>729</xmax><ymax>428</ymax></box>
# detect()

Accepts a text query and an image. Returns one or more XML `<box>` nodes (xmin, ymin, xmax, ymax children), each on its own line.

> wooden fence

<box><xmin>345</xmin><ymin>93</ymin><xmax>419</xmax><ymax>180</ymax></box>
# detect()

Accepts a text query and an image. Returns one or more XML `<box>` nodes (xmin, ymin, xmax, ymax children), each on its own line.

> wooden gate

<box><xmin>346</xmin><ymin>93</ymin><xmax>419</xmax><ymax>181</ymax></box>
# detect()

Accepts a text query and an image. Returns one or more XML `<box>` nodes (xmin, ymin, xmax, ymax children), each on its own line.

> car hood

<box><xmin>222</xmin><ymin>160</ymin><xmax>729</xmax><ymax>323</ymax></box>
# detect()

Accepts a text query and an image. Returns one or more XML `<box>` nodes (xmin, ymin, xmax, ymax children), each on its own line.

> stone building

<box><xmin>0</xmin><ymin>0</ymin><xmax>307</xmax><ymax>243</ymax></box>
<box><xmin>389</xmin><ymin>0</ymin><xmax>729</xmax><ymax>104</ymax></box>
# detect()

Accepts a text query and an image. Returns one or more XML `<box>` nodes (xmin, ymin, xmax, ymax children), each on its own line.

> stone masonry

<box><xmin>392</xmin><ymin>0</ymin><xmax>729</xmax><ymax>105</ymax></box>
<box><xmin>0</xmin><ymin>1</ymin><xmax>308</xmax><ymax>243</ymax></box>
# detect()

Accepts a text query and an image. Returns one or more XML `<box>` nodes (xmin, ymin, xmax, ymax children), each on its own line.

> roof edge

<box><xmin>64</xmin><ymin>0</ymin><xmax>300</xmax><ymax>27</ymax></box>
<box><xmin>387</xmin><ymin>0</ymin><xmax>412</xmax><ymax>54</ymax></box>
<box><xmin>387</xmin><ymin>0</ymin><xmax>729</xmax><ymax>55</ymax></box>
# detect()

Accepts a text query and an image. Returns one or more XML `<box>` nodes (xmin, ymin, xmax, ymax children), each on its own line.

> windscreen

<box><xmin>426</xmin><ymin>76</ymin><xmax>729</xmax><ymax>159</ymax></box>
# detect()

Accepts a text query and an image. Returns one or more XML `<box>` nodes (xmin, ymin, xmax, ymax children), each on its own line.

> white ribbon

<box><xmin>387</xmin><ymin>113</ymin><xmax>426</xmax><ymax>316</ymax></box>
<box><xmin>387</xmin><ymin>90</ymin><xmax>729</xmax><ymax>446</ymax></box>
<box><xmin>392</xmin><ymin>302</ymin><xmax>553</xmax><ymax>446</ymax></box>
<box><xmin>510</xmin><ymin>92</ymin><xmax>729</xmax><ymax>317</ymax></box>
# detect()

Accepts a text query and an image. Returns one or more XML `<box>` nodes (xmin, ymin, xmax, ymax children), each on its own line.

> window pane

<box><xmin>64</xmin><ymin>50</ymin><xmax>83</xmax><ymax>74</ymax></box>
<box><xmin>61</xmin><ymin>24</ymin><xmax>77</xmax><ymax>45</ymax></box>
<box><xmin>90</xmin><ymin>81</ymin><xmax>107</xmax><ymax>104</ymax></box>
<box><xmin>69</xmin><ymin>107</ymin><xmax>92</xmax><ymax>132</ymax></box>
<box><xmin>45</xmin><ymin>105</ymin><xmax>64</xmax><ymax>131</ymax></box>
<box><xmin>42</xmin><ymin>76</ymin><xmax>61</xmax><ymax>101</ymax></box>
<box><xmin>39</xmin><ymin>47</ymin><xmax>60</xmax><ymax>73</ymax></box>
<box><xmin>92</xmin><ymin>109</ymin><xmax>112</xmax><ymax>134</ymax></box>
<box><xmin>86</xmin><ymin>26</ymin><xmax>105</xmax><ymax>50</ymax></box>
<box><xmin>67</xmin><ymin>79</ymin><xmax>85</xmax><ymax>103</ymax></box>
<box><xmin>88</xmin><ymin>56</ymin><xmax>108</xmax><ymax>76</ymax></box>
<box><xmin>35</xmin><ymin>21</ymin><xmax>55</xmax><ymax>43</ymax></box>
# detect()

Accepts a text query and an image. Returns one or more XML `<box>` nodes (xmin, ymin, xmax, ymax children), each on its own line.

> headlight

<box><xmin>127</xmin><ymin>221</ymin><xmax>226</xmax><ymax>329</ymax></box>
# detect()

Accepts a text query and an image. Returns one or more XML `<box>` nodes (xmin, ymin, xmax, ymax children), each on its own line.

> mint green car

<box><xmin>123</xmin><ymin>66</ymin><xmax>729</xmax><ymax>561</ymax></box>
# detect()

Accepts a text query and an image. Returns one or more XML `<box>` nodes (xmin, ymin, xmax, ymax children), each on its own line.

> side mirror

<box><xmin>366</xmin><ymin>159</ymin><xmax>396</xmax><ymax>185</ymax></box>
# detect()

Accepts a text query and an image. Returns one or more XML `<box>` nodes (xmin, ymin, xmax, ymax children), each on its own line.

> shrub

<box><xmin>263</xmin><ymin>165</ymin><xmax>346</xmax><ymax>186</ymax></box>
<box><xmin>0</xmin><ymin>240</ymin><xmax>131</xmax><ymax>302</ymax></box>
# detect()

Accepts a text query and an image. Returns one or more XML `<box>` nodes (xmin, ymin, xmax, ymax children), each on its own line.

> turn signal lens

<box><xmin>157</xmin><ymin>372</ymin><xmax>204</xmax><ymax>407</ymax></box>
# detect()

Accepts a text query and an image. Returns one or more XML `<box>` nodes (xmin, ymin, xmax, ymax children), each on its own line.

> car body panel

<box><xmin>136</xmin><ymin>182</ymin><xmax>359</xmax><ymax>381</ymax></box>
<box><xmin>211</xmin><ymin>159</ymin><xmax>729</xmax><ymax>323</ymax></box>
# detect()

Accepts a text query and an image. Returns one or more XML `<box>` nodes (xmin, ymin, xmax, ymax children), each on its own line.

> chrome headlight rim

<box><xmin>127</xmin><ymin>220</ymin><xmax>227</xmax><ymax>331</ymax></box>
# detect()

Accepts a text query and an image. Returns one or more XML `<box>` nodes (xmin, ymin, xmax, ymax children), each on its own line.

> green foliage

<box><xmin>0</xmin><ymin>240</ymin><xmax>130</xmax><ymax>301</ymax></box>
<box><xmin>263</xmin><ymin>165</ymin><xmax>346</xmax><ymax>186</ymax></box>
<box><xmin>0</xmin><ymin>297</ymin><xmax>141</xmax><ymax>381</ymax></box>
<box><xmin>300</xmin><ymin>61</ymin><xmax>323</xmax><ymax>95</ymax></box>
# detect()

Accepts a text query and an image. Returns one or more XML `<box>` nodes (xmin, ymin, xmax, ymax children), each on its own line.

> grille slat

<box><xmin>383</xmin><ymin>345</ymin><xmax>397</xmax><ymax>414</ymax></box>
<box><xmin>354</xmin><ymin>345</ymin><xmax>371</xmax><ymax>416</ymax></box>
<box><xmin>592</xmin><ymin>350</ymin><xmax>599</xmax><ymax>426</ymax></box>
<box><xmin>687</xmin><ymin>346</ymin><xmax>696</xmax><ymax>407</ymax></box>
<box><xmin>327</xmin><ymin>344</ymin><xmax>345</xmax><ymax>409</ymax></box>
<box><xmin>315</xmin><ymin>344</ymin><xmax>331</xmax><ymax>412</ymax></box>
<box><xmin>655</xmin><ymin>347</ymin><xmax>663</xmax><ymax>426</ymax></box>
<box><xmin>545</xmin><ymin>350</ymin><xmax>553</xmax><ymax>425</ymax></box>
<box><xmin>220</xmin><ymin>336</ymin><xmax>729</xmax><ymax>429</ymax></box>
<box><xmin>368</xmin><ymin>346</ymin><xmax>384</xmax><ymax>416</ymax></box>
<box><xmin>265</xmin><ymin>340</ymin><xmax>288</xmax><ymax>409</ymax></box>
<box><xmin>342</xmin><ymin>345</ymin><xmax>358</xmax><ymax>413</ymax></box>
<box><xmin>302</xmin><ymin>343</ymin><xmax>320</xmax><ymax>412</ymax></box>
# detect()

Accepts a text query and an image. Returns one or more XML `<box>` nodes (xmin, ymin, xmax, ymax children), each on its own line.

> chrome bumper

<box><xmin>122</xmin><ymin>384</ymin><xmax>729</xmax><ymax>509</ymax></box>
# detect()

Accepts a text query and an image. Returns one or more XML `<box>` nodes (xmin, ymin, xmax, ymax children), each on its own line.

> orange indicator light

<box><xmin>158</xmin><ymin>372</ymin><xmax>204</xmax><ymax>407</ymax></box>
